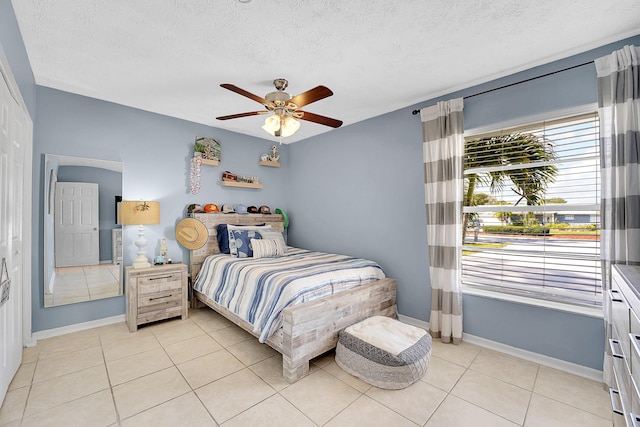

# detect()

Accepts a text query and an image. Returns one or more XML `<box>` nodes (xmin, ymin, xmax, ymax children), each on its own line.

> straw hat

<box><xmin>175</xmin><ymin>218</ymin><xmax>208</xmax><ymax>250</ymax></box>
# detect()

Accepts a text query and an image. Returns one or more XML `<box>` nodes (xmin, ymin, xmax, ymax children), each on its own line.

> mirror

<box><xmin>43</xmin><ymin>154</ymin><xmax>123</xmax><ymax>307</ymax></box>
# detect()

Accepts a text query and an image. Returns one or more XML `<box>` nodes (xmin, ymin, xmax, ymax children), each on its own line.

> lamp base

<box><xmin>131</xmin><ymin>224</ymin><xmax>151</xmax><ymax>269</ymax></box>
<box><xmin>131</xmin><ymin>254</ymin><xmax>151</xmax><ymax>269</ymax></box>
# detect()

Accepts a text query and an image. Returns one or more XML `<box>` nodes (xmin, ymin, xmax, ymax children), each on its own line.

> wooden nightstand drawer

<box><xmin>137</xmin><ymin>292</ymin><xmax>182</xmax><ymax>322</ymax></box>
<box><xmin>138</xmin><ymin>275</ymin><xmax>182</xmax><ymax>295</ymax></box>
<box><xmin>126</xmin><ymin>263</ymin><xmax>188</xmax><ymax>332</ymax></box>
<box><xmin>138</xmin><ymin>290</ymin><xmax>182</xmax><ymax>310</ymax></box>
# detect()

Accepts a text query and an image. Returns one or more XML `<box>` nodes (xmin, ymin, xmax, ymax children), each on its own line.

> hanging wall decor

<box><xmin>190</xmin><ymin>153</ymin><xmax>202</xmax><ymax>194</ymax></box>
<box><xmin>194</xmin><ymin>137</ymin><xmax>221</xmax><ymax>162</ymax></box>
<box><xmin>190</xmin><ymin>137</ymin><xmax>221</xmax><ymax>194</ymax></box>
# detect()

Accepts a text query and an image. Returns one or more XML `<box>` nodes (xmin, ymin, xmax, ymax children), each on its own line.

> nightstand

<box><xmin>125</xmin><ymin>263</ymin><xmax>188</xmax><ymax>332</ymax></box>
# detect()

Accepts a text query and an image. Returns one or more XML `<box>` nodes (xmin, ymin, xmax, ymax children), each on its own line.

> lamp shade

<box><xmin>281</xmin><ymin>116</ymin><xmax>300</xmax><ymax>137</ymax></box>
<box><xmin>262</xmin><ymin>115</ymin><xmax>281</xmax><ymax>134</ymax></box>
<box><xmin>119</xmin><ymin>201</ymin><xmax>160</xmax><ymax>225</ymax></box>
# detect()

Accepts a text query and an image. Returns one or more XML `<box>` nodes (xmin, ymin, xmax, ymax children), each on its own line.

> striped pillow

<box><xmin>258</xmin><ymin>230</ymin><xmax>287</xmax><ymax>252</ymax></box>
<box><xmin>251</xmin><ymin>238</ymin><xmax>286</xmax><ymax>258</ymax></box>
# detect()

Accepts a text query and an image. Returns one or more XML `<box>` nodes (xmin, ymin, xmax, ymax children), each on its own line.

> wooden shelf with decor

<box><xmin>201</xmin><ymin>158</ymin><xmax>219</xmax><ymax>166</ymax></box>
<box><xmin>259</xmin><ymin>160</ymin><xmax>280</xmax><ymax>168</ymax></box>
<box><xmin>221</xmin><ymin>180</ymin><xmax>263</xmax><ymax>189</ymax></box>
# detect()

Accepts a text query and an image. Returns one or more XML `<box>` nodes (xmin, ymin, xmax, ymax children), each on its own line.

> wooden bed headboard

<box><xmin>188</xmin><ymin>212</ymin><xmax>285</xmax><ymax>279</ymax></box>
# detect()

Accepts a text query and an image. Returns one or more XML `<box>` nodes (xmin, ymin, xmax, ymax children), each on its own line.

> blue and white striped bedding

<box><xmin>193</xmin><ymin>247</ymin><xmax>386</xmax><ymax>342</ymax></box>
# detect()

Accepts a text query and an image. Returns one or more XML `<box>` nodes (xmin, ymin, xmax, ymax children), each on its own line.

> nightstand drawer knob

<box><xmin>149</xmin><ymin>294</ymin><xmax>173</xmax><ymax>301</ymax></box>
<box><xmin>149</xmin><ymin>275</ymin><xmax>173</xmax><ymax>281</ymax></box>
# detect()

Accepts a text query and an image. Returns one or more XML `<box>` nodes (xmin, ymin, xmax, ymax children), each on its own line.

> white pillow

<box><xmin>258</xmin><ymin>230</ymin><xmax>287</xmax><ymax>251</ymax></box>
<box><xmin>251</xmin><ymin>238</ymin><xmax>286</xmax><ymax>258</ymax></box>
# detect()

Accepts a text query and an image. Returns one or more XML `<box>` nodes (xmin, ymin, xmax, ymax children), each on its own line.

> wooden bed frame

<box><xmin>188</xmin><ymin>212</ymin><xmax>397</xmax><ymax>383</ymax></box>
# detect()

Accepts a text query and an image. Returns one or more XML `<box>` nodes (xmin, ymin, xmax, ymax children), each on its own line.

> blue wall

<box><xmin>3</xmin><ymin>0</ymin><xmax>639</xmax><ymax>370</ymax></box>
<box><xmin>286</xmin><ymin>110</ymin><xmax>430</xmax><ymax>322</ymax></box>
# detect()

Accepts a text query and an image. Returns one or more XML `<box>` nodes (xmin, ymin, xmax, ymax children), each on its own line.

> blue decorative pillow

<box><xmin>216</xmin><ymin>223</ymin><xmax>268</xmax><ymax>254</ymax></box>
<box><xmin>216</xmin><ymin>224</ymin><xmax>232</xmax><ymax>253</ymax></box>
<box><xmin>228</xmin><ymin>229</ymin><xmax>262</xmax><ymax>258</ymax></box>
<box><xmin>227</xmin><ymin>225</ymin><xmax>271</xmax><ymax>258</ymax></box>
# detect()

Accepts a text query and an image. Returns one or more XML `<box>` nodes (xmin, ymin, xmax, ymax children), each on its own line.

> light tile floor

<box><xmin>0</xmin><ymin>308</ymin><xmax>613</xmax><ymax>426</ymax></box>
<box><xmin>45</xmin><ymin>264</ymin><xmax>121</xmax><ymax>307</ymax></box>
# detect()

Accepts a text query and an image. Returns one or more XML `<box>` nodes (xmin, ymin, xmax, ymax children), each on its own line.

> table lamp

<box><xmin>119</xmin><ymin>200</ymin><xmax>160</xmax><ymax>269</ymax></box>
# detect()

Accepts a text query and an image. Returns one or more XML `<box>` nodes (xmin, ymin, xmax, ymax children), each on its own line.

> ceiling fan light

<box><xmin>262</xmin><ymin>115</ymin><xmax>281</xmax><ymax>135</ymax></box>
<box><xmin>280</xmin><ymin>116</ymin><xmax>300</xmax><ymax>137</ymax></box>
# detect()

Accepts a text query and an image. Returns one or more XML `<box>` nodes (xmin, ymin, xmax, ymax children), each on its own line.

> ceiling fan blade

<box><xmin>220</xmin><ymin>84</ymin><xmax>272</xmax><ymax>106</ymax></box>
<box><xmin>298</xmin><ymin>111</ymin><xmax>343</xmax><ymax>128</ymax></box>
<box><xmin>216</xmin><ymin>111</ymin><xmax>266</xmax><ymax>120</ymax></box>
<box><xmin>287</xmin><ymin>86</ymin><xmax>333</xmax><ymax>108</ymax></box>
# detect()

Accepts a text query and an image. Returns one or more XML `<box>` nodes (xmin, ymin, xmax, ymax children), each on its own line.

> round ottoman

<box><xmin>335</xmin><ymin>316</ymin><xmax>431</xmax><ymax>389</ymax></box>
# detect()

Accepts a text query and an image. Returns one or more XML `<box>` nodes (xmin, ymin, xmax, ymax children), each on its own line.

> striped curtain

<box><xmin>595</xmin><ymin>44</ymin><xmax>640</xmax><ymax>387</ymax></box>
<box><xmin>420</xmin><ymin>98</ymin><xmax>464</xmax><ymax>344</ymax></box>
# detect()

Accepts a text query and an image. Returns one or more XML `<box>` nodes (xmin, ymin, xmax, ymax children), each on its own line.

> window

<box><xmin>462</xmin><ymin>112</ymin><xmax>601</xmax><ymax>306</ymax></box>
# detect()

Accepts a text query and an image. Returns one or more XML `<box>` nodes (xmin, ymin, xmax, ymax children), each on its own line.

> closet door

<box><xmin>54</xmin><ymin>182</ymin><xmax>100</xmax><ymax>267</ymax></box>
<box><xmin>0</xmin><ymin>62</ymin><xmax>30</xmax><ymax>405</ymax></box>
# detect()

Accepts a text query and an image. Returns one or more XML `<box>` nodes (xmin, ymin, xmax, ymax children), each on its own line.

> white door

<box><xmin>0</xmin><ymin>60</ymin><xmax>29</xmax><ymax>404</ymax></box>
<box><xmin>54</xmin><ymin>182</ymin><xmax>99</xmax><ymax>267</ymax></box>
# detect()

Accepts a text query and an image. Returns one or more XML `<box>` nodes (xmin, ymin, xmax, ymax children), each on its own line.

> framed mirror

<box><xmin>43</xmin><ymin>154</ymin><xmax>123</xmax><ymax>307</ymax></box>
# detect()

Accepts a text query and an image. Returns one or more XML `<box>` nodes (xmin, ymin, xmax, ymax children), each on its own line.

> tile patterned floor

<box><xmin>0</xmin><ymin>308</ymin><xmax>613</xmax><ymax>426</ymax></box>
<box><xmin>45</xmin><ymin>264</ymin><xmax>121</xmax><ymax>307</ymax></box>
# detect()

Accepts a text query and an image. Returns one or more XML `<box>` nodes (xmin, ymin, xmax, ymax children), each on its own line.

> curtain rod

<box><xmin>411</xmin><ymin>60</ymin><xmax>593</xmax><ymax>116</ymax></box>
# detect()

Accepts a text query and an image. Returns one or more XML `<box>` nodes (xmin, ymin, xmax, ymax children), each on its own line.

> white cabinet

<box><xmin>610</xmin><ymin>265</ymin><xmax>640</xmax><ymax>426</ymax></box>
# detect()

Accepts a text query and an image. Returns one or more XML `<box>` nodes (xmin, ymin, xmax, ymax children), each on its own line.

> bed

<box><xmin>188</xmin><ymin>212</ymin><xmax>397</xmax><ymax>383</ymax></box>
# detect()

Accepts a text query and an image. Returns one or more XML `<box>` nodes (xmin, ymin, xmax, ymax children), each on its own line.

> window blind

<box><xmin>462</xmin><ymin>112</ymin><xmax>601</xmax><ymax>306</ymax></box>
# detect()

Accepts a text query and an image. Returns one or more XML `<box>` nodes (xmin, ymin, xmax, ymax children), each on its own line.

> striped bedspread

<box><xmin>193</xmin><ymin>247</ymin><xmax>386</xmax><ymax>342</ymax></box>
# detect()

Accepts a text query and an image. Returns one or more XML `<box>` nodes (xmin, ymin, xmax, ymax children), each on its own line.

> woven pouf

<box><xmin>335</xmin><ymin>316</ymin><xmax>431</xmax><ymax>389</ymax></box>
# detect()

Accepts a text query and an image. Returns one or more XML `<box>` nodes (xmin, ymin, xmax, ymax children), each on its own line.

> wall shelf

<box><xmin>259</xmin><ymin>160</ymin><xmax>280</xmax><ymax>168</ymax></box>
<box><xmin>221</xmin><ymin>180</ymin><xmax>263</xmax><ymax>189</ymax></box>
<box><xmin>201</xmin><ymin>158</ymin><xmax>219</xmax><ymax>166</ymax></box>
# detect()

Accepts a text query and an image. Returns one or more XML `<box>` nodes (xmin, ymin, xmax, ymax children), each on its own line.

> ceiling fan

<box><xmin>216</xmin><ymin>78</ymin><xmax>343</xmax><ymax>138</ymax></box>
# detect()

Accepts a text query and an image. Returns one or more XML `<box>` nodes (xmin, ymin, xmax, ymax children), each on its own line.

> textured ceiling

<box><xmin>11</xmin><ymin>0</ymin><xmax>640</xmax><ymax>143</ymax></box>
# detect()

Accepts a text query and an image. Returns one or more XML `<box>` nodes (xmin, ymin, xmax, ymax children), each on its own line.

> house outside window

<box><xmin>462</xmin><ymin>112</ymin><xmax>601</xmax><ymax>307</ymax></box>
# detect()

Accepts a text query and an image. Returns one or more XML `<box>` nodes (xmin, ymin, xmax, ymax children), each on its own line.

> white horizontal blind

<box><xmin>462</xmin><ymin>112</ymin><xmax>601</xmax><ymax>306</ymax></box>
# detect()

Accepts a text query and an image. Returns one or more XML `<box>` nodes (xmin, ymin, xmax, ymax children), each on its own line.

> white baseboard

<box><xmin>30</xmin><ymin>314</ymin><xmax>125</xmax><ymax>344</ymax></box>
<box><xmin>397</xmin><ymin>314</ymin><xmax>603</xmax><ymax>382</ymax></box>
<box><xmin>397</xmin><ymin>314</ymin><xmax>429</xmax><ymax>330</ymax></box>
